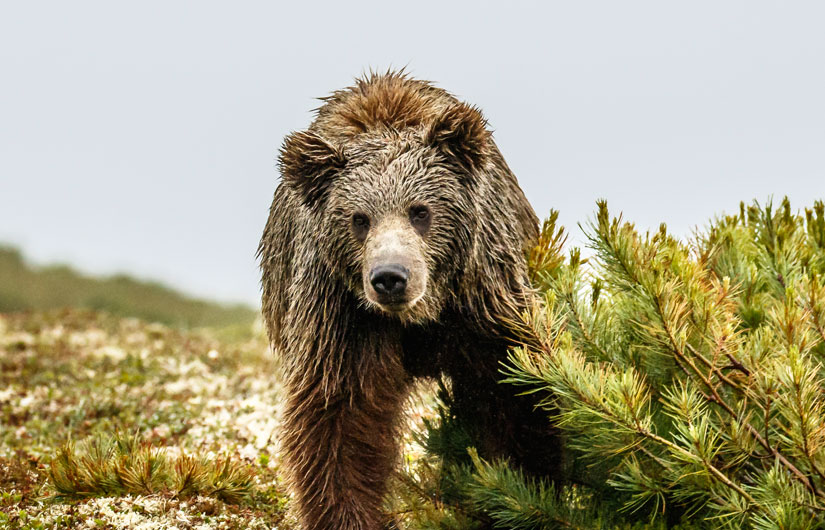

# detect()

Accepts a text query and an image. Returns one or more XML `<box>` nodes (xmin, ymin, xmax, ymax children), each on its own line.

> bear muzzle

<box><xmin>363</xmin><ymin>218</ymin><xmax>428</xmax><ymax>314</ymax></box>
<box><xmin>365</xmin><ymin>260</ymin><xmax>427</xmax><ymax>313</ymax></box>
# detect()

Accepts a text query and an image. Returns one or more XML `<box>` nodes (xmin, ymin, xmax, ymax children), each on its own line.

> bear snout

<box><xmin>362</xmin><ymin>217</ymin><xmax>428</xmax><ymax>314</ymax></box>
<box><xmin>370</xmin><ymin>264</ymin><xmax>409</xmax><ymax>300</ymax></box>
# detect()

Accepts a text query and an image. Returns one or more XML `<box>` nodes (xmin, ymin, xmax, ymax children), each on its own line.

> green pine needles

<box><xmin>397</xmin><ymin>198</ymin><xmax>825</xmax><ymax>529</ymax></box>
<box><xmin>48</xmin><ymin>432</ymin><xmax>255</xmax><ymax>504</ymax></box>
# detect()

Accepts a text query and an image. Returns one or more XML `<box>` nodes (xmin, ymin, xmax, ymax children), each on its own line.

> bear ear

<box><xmin>425</xmin><ymin>103</ymin><xmax>491</xmax><ymax>171</ymax></box>
<box><xmin>279</xmin><ymin>131</ymin><xmax>347</xmax><ymax>207</ymax></box>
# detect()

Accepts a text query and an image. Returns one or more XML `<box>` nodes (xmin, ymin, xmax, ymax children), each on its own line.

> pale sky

<box><xmin>1</xmin><ymin>1</ymin><xmax>823</xmax><ymax>305</ymax></box>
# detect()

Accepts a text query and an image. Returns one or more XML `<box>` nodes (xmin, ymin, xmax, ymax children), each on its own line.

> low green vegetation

<box><xmin>49</xmin><ymin>432</ymin><xmax>255</xmax><ymax>504</ymax></box>
<box><xmin>0</xmin><ymin>310</ymin><xmax>291</xmax><ymax>529</ymax></box>
<box><xmin>0</xmin><ymin>247</ymin><xmax>257</xmax><ymax>330</ymax></box>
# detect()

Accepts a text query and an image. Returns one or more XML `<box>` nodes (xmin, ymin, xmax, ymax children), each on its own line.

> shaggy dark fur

<box><xmin>259</xmin><ymin>72</ymin><xmax>561</xmax><ymax>530</ymax></box>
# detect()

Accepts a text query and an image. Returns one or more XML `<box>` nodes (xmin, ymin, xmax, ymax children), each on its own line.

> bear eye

<box><xmin>352</xmin><ymin>212</ymin><xmax>370</xmax><ymax>240</ymax></box>
<box><xmin>409</xmin><ymin>204</ymin><xmax>431</xmax><ymax>234</ymax></box>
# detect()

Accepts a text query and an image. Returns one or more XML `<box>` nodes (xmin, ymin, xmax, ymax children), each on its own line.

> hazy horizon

<box><xmin>2</xmin><ymin>1</ymin><xmax>824</xmax><ymax>305</ymax></box>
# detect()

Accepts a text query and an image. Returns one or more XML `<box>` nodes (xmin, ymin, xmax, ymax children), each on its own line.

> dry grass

<box><xmin>0</xmin><ymin>309</ymin><xmax>293</xmax><ymax>529</ymax></box>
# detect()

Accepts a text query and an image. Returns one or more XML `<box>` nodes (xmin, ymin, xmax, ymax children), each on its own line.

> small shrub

<box><xmin>47</xmin><ymin>432</ymin><xmax>254</xmax><ymax>503</ymax></box>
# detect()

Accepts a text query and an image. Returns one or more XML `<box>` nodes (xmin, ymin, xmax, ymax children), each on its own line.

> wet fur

<box><xmin>259</xmin><ymin>71</ymin><xmax>561</xmax><ymax>530</ymax></box>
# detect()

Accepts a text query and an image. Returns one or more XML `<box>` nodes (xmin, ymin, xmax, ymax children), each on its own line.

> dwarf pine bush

<box><xmin>48</xmin><ymin>432</ymin><xmax>254</xmax><ymax>504</ymax></box>
<box><xmin>397</xmin><ymin>198</ymin><xmax>825</xmax><ymax>530</ymax></box>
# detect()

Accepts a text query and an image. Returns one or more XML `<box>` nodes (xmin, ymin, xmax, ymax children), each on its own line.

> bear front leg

<box><xmin>449</xmin><ymin>346</ymin><xmax>565</xmax><ymax>480</ymax></box>
<box><xmin>280</xmin><ymin>369</ymin><xmax>409</xmax><ymax>530</ymax></box>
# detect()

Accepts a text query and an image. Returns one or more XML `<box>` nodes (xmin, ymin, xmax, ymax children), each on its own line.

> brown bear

<box><xmin>258</xmin><ymin>71</ymin><xmax>561</xmax><ymax>530</ymax></box>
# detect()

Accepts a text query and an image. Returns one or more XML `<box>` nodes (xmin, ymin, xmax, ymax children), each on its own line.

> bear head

<box><xmin>278</xmin><ymin>85</ymin><xmax>492</xmax><ymax>324</ymax></box>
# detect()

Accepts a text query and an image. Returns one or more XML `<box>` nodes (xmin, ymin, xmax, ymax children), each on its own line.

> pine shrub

<box><xmin>396</xmin><ymin>198</ymin><xmax>825</xmax><ymax>529</ymax></box>
<box><xmin>48</xmin><ymin>432</ymin><xmax>254</xmax><ymax>504</ymax></box>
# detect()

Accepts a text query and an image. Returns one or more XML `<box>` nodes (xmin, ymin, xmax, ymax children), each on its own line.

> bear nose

<box><xmin>370</xmin><ymin>265</ymin><xmax>409</xmax><ymax>297</ymax></box>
